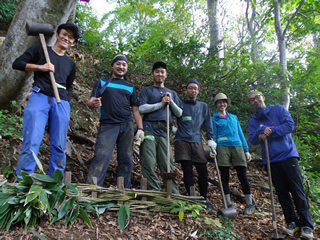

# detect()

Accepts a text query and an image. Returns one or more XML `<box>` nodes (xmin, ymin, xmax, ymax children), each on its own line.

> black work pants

<box><xmin>180</xmin><ymin>160</ymin><xmax>208</xmax><ymax>199</ymax></box>
<box><xmin>219</xmin><ymin>166</ymin><xmax>251</xmax><ymax>195</ymax></box>
<box><xmin>269</xmin><ymin>157</ymin><xmax>313</xmax><ymax>229</ymax></box>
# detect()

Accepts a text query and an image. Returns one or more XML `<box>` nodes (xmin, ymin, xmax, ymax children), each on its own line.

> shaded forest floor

<box><xmin>0</xmin><ymin>35</ymin><xmax>319</xmax><ymax>239</ymax></box>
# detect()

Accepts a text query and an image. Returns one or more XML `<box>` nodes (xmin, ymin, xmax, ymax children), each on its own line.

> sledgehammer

<box><xmin>26</xmin><ymin>22</ymin><xmax>61</xmax><ymax>103</ymax></box>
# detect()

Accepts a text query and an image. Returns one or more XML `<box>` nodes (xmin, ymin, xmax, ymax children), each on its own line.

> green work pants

<box><xmin>140</xmin><ymin>130</ymin><xmax>179</xmax><ymax>194</ymax></box>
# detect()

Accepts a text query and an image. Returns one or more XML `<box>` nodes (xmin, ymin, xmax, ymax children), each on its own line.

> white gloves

<box><xmin>171</xmin><ymin>126</ymin><xmax>178</xmax><ymax>135</ymax></box>
<box><xmin>245</xmin><ymin>152</ymin><xmax>252</xmax><ymax>162</ymax></box>
<box><xmin>134</xmin><ymin>129</ymin><xmax>144</xmax><ymax>147</ymax></box>
<box><xmin>208</xmin><ymin>140</ymin><xmax>217</xmax><ymax>158</ymax></box>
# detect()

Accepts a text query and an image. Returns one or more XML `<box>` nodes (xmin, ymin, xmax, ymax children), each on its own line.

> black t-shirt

<box><xmin>139</xmin><ymin>86</ymin><xmax>182</xmax><ymax>136</ymax></box>
<box><xmin>12</xmin><ymin>44</ymin><xmax>76</xmax><ymax>101</ymax></box>
<box><xmin>91</xmin><ymin>77</ymin><xmax>138</xmax><ymax>124</ymax></box>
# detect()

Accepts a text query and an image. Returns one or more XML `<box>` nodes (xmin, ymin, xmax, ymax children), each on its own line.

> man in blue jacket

<box><xmin>174</xmin><ymin>78</ymin><xmax>216</xmax><ymax>203</ymax></box>
<box><xmin>248</xmin><ymin>92</ymin><xmax>313</xmax><ymax>240</ymax></box>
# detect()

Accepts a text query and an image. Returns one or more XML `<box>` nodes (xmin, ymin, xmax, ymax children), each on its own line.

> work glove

<box><xmin>172</xmin><ymin>126</ymin><xmax>178</xmax><ymax>135</ymax></box>
<box><xmin>208</xmin><ymin>140</ymin><xmax>217</xmax><ymax>158</ymax></box>
<box><xmin>245</xmin><ymin>152</ymin><xmax>252</xmax><ymax>162</ymax></box>
<box><xmin>209</xmin><ymin>149</ymin><xmax>217</xmax><ymax>158</ymax></box>
<box><xmin>134</xmin><ymin>129</ymin><xmax>144</xmax><ymax>147</ymax></box>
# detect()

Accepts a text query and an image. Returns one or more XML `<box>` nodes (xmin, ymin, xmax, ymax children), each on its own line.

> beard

<box><xmin>113</xmin><ymin>71</ymin><xmax>126</xmax><ymax>78</ymax></box>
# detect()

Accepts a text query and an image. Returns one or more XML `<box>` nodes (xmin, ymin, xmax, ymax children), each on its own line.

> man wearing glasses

<box><xmin>174</xmin><ymin>79</ymin><xmax>215</xmax><ymax>207</ymax></box>
<box><xmin>248</xmin><ymin>92</ymin><xmax>313</xmax><ymax>240</ymax></box>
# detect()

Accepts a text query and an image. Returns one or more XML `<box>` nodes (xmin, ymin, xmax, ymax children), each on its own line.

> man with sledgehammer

<box><xmin>12</xmin><ymin>23</ymin><xmax>79</xmax><ymax>179</ymax></box>
<box><xmin>248</xmin><ymin>91</ymin><xmax>314</xmax><ymax>240</ymax></box>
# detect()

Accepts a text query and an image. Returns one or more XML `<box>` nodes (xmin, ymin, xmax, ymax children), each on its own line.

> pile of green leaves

<box><xmin>0</xmin><ymin>170</ymin><xmax>95</xmax><ymax>231</ymax></box>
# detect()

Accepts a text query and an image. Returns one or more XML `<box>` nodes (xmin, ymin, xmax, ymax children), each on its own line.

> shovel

<box><xmin>162</xmin><ymin>103</ymin><xmax>176</xmax><ymax>198</ymax></box>
<box><xmin>212</xmin><ymin>152</ymin><xmax>237</xmax><ymax>219</ymax></box>
<box><xmin>265</xmin><ymin>139</ymin><xmax>286</xmax><ymax>239</ymax></box>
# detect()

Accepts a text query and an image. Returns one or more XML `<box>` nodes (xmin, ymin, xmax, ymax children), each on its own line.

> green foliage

<box><xmin>202</xmin><ymin>217</ymin><xmax>236</xmax><ymax>240</ymax></box>
<box><xmin>118</xmin><ymin>203</ymin><xmax>130</xmax><ymax>230</ymax></box>
<box><xmin>0</xmin><ymin>169</ymin><xmax>94</xmax><ymax>231</ymax></box>
<box><xmin>0</xmin><ymin>101</ymin><xmax>22</xmax><ymax>143</ymax></box>
<box><xmin>75</xmin><ymin>3</ymin><xmax>105</xmax><ymax>52</ymax></box>
<box><xmin>0</xmin><ymin>0</ymin><xmax>19</xmax><ymax>24</ymax></box>
<box><xmin>170</xmin><ymin>200</ymin><xmax>204</xmax><ymax>221</ymax></box>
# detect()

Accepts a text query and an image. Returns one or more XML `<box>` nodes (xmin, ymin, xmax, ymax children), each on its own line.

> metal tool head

<box><xmin>217</xmin><ymin>207</ymin><xmax>238</xmax><ymax>219</ymax></box>
<box><xmin>26</xmin><ymin>22</ymin><xmax>54</xmax><ymax>36</ymax></box>
<box><xmin>272</xmin><ymin>232</ymin><xmax>286</xmax><ymax>239</ymax></box>
<box><xmin>162</xmin><ymin>172</ymin><xmax>176</xmax><ymax>181</ymax></box>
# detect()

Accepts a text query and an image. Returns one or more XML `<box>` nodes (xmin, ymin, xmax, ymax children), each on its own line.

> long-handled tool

<box><xmin>265</xmin><ymin>139</ymin><xmax>286</xmax><ymax>239</ymax></box>
<box><xmin>26</xmin><ymin>22</ymin><xmax>61</xmax><ymax>103</ymax></box>
<box><xmin>162</xmin><ymin>103</ymin><xmax>176</xmax><ymax>198</ymax></box>
<box><xmin>213</xmin><ymin>154</ymin><xmax>238</xmax><ymax>218</ymax></box>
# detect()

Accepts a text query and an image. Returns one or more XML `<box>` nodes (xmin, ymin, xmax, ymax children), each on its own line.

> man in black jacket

<box><xmin>174</xmin><ymin>78</ymin><xmax>215</xmax><ymax>201</ymax></box>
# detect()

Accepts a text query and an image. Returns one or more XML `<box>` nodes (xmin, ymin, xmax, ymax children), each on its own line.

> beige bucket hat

<box><xmin>214</xmin><ymin>93</ymin><xmax>231</xmax><ymax>106</ymax></box>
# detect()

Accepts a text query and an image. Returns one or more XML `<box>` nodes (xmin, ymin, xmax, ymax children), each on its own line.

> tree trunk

<box><xmin>207</xmin><ymin>0</ymin><xmax>224</xmax><ymax>58</ymax></box>
<box><xmin>273</xmin><ymin>0</ymin><xmax>290</xmax><ymax>109</ymax></box>
<box><xmin>0</xmin><ymin>0</ymin><xmax>76</xmax><ymax>109</ymax></box>
<box><xmin>246</xmin><ymin>0</ymin><xmax>260</xmax><ymax>61</ymax></box>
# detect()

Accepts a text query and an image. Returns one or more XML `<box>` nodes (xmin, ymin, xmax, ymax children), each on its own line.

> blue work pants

<box><xmin>16</xmin><ymin>92</ymin><xmax>70</xmax><ymax>178</ymax></box>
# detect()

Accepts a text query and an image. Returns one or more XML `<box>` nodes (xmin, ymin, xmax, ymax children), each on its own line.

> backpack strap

<box><xmin>98</xmin><ymin>77</ymin><xmax>112</xmax><ymax>96</ymax></box>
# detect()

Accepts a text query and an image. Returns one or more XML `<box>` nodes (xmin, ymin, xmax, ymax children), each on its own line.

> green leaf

<box><xmin>170</xmin><ymin>208</ymin><xmax>180</xmax><ymax>213</ymax></box>
<box><xmin>0</xmin><ymin>192</ymin><xmax>16</xmax><ymax>206</ymax></box>
<box><xmin>30</xmin><ymin>149</ymin><xmax>44</xmax><ymax>173</ymax></box>
<box><xmin>31</xmin><ymin>173</ymin><xmax>55</xmax><ymax>183</ymax></box>
<box><xmin>65</xmin><ymin>205</ymin><xmax>75</xmax><ymax>225</ymax></box>
<box><xmin>30</xmin><ymin>229</ymin><xmax>50</xmax><ymax>240</ymax></box>
<box><xmin>52</xmin><ymin>169</ymin><xmax>63</xmax><ymax>182</ymax></box>
<box><xmin>20</xmin><ymin>171</ymin><xmax>33</xmax><ymax>185</ymax></box>
<box><xmin>25</xmin><ymin>184</ymin><xmax>43</xmax><ymax>206</ymax></box>
<box><xmin>118</xmin><ymin>204</ymin><xmax>130</xmax><ymax>230</ymax></box>
<box><xmin>65</xmin><ymin>182</ymin><xmax>78</xmax><ymax>194</ymax></box>
<box><xmin>57</xmin><ymin>201</ymin><xmax>68</xmax><ymax>220</ymax></box>
<box><xmin>178</xmin><ymin>211</ymin><xmax>184</xmax><ymax>221</ymax></box>
<box><xmin>80</xmin><ymin>207</ymin><xmax>93</xmax><ymax>228</ymax></box>
<box><xmin>70</xmin><ymin>204</ymin><xmax>80</xmax><ymax>225</ymax></box>
<box><xmin>10</xmin><ymin>205</ymin><xmax>24</xmax><ymax>223</ymax></box>
<box><xmin>0</xmin><ymin>180</ymin><xmax>7</xmax><ymax>187</ymax></box>
<box><xmin>38</xmin><ymin>190</ymin><xmax>49</xmax><ymax>213</ymax></box>
<box><xmin>65</xmin><ymin>197</ymin><xmax>77</xmax><ymax>212</ymax></box>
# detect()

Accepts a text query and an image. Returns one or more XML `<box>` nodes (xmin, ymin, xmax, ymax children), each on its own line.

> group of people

<box><xmin>12</xmin><ymin>23</ymin><xmax>314</xmax><ymax>239</ymax></box>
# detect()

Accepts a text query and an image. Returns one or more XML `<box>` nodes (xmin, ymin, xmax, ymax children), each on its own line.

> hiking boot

<box><xmin>205</xmin><ymin>201</ymin><xmax>213</xmax><ymax>211</ymax></box>
<box><xmin>301</xmin><ymin>226</ymin><xmax>314</xmax><ymax>239</ymax></box>
<box><xmin>243</xmin><ymin>204</ymin><xmax>255</xmax><ymax>216</ymax></box>
<box><xmin>282</xmin><ymin>222</ymin><xmax>300</xmax><ymax>236</ymax></box>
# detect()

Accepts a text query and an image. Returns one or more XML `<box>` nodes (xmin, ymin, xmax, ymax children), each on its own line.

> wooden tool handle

<box><xmin>265</xmin><ymin>139</ymin><xmax>277</xmax><ymax>223</ymax></box>
<box><xmin>166</xmin><ymin>104</ymin><xmax>170</xmax><ymax>173</ymax></box>
<box><xmin>213</xmin><ymin>155</ymin><xmax>228</xmax><ymax>209</ymax></box>
<box><xmin>39</xmin><ymin>33</ymin><xmax>61</xmax><ymax>103</ymax></box>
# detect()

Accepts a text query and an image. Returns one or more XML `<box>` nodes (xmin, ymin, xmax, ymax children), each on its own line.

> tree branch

<box><xmin>283</xmin><ymin>0</ymin><xmax>306</xmax><ymax>36</ymax></box>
